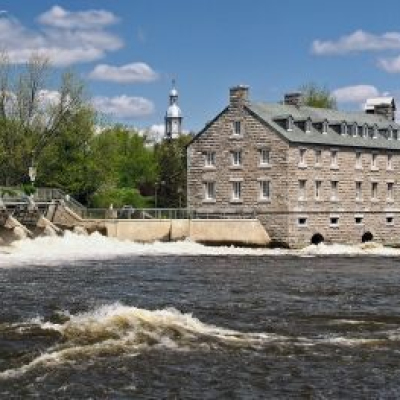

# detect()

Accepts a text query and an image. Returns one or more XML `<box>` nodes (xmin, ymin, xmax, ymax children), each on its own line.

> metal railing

<box><xmin>82</xmin><ymin>208</ymin><xmax>257</xmax><ymax>220</ymax></box>
<box><xmin>0</xmin><ymin>187</ymin><xmax>87</xmax><ymax>216</ymax></box>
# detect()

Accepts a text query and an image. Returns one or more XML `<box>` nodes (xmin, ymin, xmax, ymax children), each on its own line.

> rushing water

<box><xmin>1</xmin><ymin>234</ymin><xmax>400</xmax><ymax>399</ymax></box>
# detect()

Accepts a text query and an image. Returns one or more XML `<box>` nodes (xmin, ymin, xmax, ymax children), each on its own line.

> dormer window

<box><xmin>287</xmin><ymin>116</ymin><xmax>294</xmax><ymax>131</ymax></box>
<box><xmin>341</xmin><ymin>122</ymin><xmax>347</xmax><ymax>136</ymax></box>
<box><xmin>322</xmin><ymin>120</ymin><xmax>328</xmax><ymax>134</ymax></box>
<box><xmin>305</xmin><ymin>118</ymin><xmax>312</xmax><ymax>133</ymax></box>
<box><xmin>352</xmin><ymin>123</ymin><xmax>358</xmax><ymax>137</ymax></box>
<box><xmin>388</xmin><ymin>126</ymin><xmax>393</xmax><ymax>140</ymax></box>
<box><xmin>363</xmin><ymin>124</ymin><xmax>368</xmax><ymax>138</ymax></box>
<box><xmin>373</xmin><ymin>124</ymin><xmax>378</xmax><ymax>139</ymax></box>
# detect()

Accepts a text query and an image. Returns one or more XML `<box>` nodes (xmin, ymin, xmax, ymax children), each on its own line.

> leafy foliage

<box><xmin>299</xmin><ymin>83</ymin><xmax>337</xmax><ymax>109</ymax></box>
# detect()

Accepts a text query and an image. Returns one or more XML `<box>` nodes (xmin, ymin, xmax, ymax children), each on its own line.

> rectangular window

<box><xmin>372</xmin><ymin>182</ymin><xmax>378</xmax><ymax>200</ymax></box>
<box><xmin>356</xmin><ymin>151</ymin><xmax>362</xmax><ymax>169</ymax></box>
<box><xmin>372</xmin><ymin>153</ymin><xmax>378</xmax><ymax>169</ymax></box>
<box><xmin>259</xmin><ymin>180</ymin><xmax>270</xmax><ymax>200</ymax></box>
<box><xmin>298</xmin><ymin>180</ymin><xmax>306</xmax><ymax>201</ymax></box>
<box><xmin>204</xmin><ymin>151</ymin><xmax>216</xmax><ymax>167</ymax></box>
<box><xmin>298</xmin><ymin>217</ymin><xmax>307</xmax><ymax>226</ymax></box>
<box><xmin>299</xmin><ymin>148</ymin><xmax>307</xmax><ymax>166</ymax></box>
<box><xmin>232</xmin><ymin>181</ymin><xmax>242</xmax><ymax>200</ymax></box>
<box><xmin>386</xmin><ymin>216</ymin><xmax>394</xmax><ymax>226</ymax></box>
<box><xmin>231</xmin><ymin>150</ymin><xmax>242</xmax><ymax>166</ymax></box>
<box><xmin>315</xmin><ymin>149</ymin><xmax>322</xmax><ymax>165</ymax></box>
<box><xmin>259</xmin><ymin>149</ymin><xmax>270</xmax><ymax>166</ymax></box>
<box><xmin>355</xmin><ymin>216</ymin><xmax>363</xmax><ymax>225</ymax></box>
<box><xmin>387</xmin><ymin>154</ymin><xmax>393</xmax><ymax>170</ymax></box>
<box><xmin>315</xmin><ymin>180</ymin><xmax>322</xmax><ymax>200</ymax></box>
<box><xmin>387</xmin><ymin>182</ymin><xmax>394</xmax><ymax>201</ymax></box>
<box><xmin>330</xmin><ymin>217</ymin><xmax>339</xmax><ymax>226</ymax></box>
<box><xmin>204</xmin><ymin>182</ymin><xmax>216</xmax><ymax>200</ymax></box>
<box><xmin>331</xmin><ymin>150</ymin><xmax>338</xmax><ymax>167</ymax></box>
<box><xmin>356</xmin><ymin>181</ymin><xmax>362</xmax><ymax>201</ymax></box>
<box><xmin>331</xmin><ymin>181</ymin><xmax>338</xmax><ymax>201</ymax></box>
<box><xmin>233</xmin><ymin>121</ymin><xmax>242</xmax><ymax>135</ymax></box>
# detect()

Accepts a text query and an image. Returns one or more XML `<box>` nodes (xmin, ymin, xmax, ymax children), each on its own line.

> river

<box><xmin>0</xmin><ymin>233</ymin><xmax>400</xmax><ymax>399</ymax></box>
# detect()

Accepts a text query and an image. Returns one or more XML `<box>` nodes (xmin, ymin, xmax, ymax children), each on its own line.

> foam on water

<box><xmin>1</xmin><ymin>302</ymin><xmax>397</xmax><ymax>380</ymax></box>
<box><xmin>0</xmin><ymin>303</ymin><xmax>282</xmax><ymax>379</ymax></box>
<box><xmin>0</xmin><ymin>232</ymin><xmax>399</xmax><ymax>268</ymax></box>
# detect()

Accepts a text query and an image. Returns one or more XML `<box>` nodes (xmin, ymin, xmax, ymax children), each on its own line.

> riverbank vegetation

<box><xmin>0</xmin><ymin>52</ymin><xmax>191</xmax><ymax>208</ymax></box>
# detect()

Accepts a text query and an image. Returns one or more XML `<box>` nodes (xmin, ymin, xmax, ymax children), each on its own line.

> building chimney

<box><xmin>229</xmin><ymin>85</ymin><xmax>249</xmax><ymax>107</ymax></box>
<box><xmin>284</xmin><ymin>92</ymin><xmax>304</xmax><ymax>107</ymax></box>
<box><xmin>365</xmin><ymin>98</ymin><xmax>396</xmax><ymax>121</ymax></box>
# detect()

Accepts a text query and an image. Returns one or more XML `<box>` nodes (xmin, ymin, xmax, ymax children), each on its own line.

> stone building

<box><xmin>187</xmin><ymin>85</ymin><xmax>400</xmax><ymax>247</ymax></box>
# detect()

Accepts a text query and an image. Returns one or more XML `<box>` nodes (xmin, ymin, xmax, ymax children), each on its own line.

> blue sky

<box><xmin>2</xmin><ymin>0</ymin><xmax>400</xmax><ymax>133</ymax></box>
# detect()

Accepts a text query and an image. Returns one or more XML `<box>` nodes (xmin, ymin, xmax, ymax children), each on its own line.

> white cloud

<box><xmin>0</xmin><ymin>7</ymin><xmax>122</xmax><ymax>66</ymax></box>
<box><xmin>312</xmin><ymin>30</ymin><xmax>400</xmax><ymax>55</ymax></box>
<box><xmin>92</xmin><ymin>95</ymin><xmax>155</xmax><ymax>118</ymax></box>
<box><xmin>89</xmin><ymin>62</ymin><xmax>158</xmax><ymax>83</ymax></box>
<box><xmin>332</xmin><ymin>85</ymin><xmax>381</xmax><ymax>103</ymax></box>
<box><xmin>37</xmin><ymin>5</ymin><xmax>118</xmax><ymax>29</ymax></box>
<box><xmin>378</xmin><ymin>55</ymin><xmax>400</xmax><ymax>73</ymax></box>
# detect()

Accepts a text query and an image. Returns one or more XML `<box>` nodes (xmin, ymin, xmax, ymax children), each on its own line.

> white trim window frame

<box><xmin>231</xmin><ymin>150</ymin><xmax>242</xmax><ymax>166</ymax></box>
<box><xmin>330</xmin><ymin>149</ymin><xmax>338</xmax><ymax>168</ymax></box>
<box><xmin>371</xmin><ymin>153</ymin><xmax>378</xmax><ymax>170</ymax></box>
<box><xmin>356</xmin><ymin>181</ymin><xmax>362</xmax><ymax>202</ymax></box>
<box><xmin>259</xmin><ymin>148</ymin><xmax>270</xmax><ymax>167</ymax></box>
<box><xmin>204</xmin><ymin>181</ymin><xmax>216</xmax><ymax>201</ymax></box>
<box><xmin>355</xmin><ymin>151</ymin><xmax>362</xmax><ymax>169</ymax></box>
<box><xmin>315</xmin><ymin>180</ymin><xmax>322</xmax><ymax>200</ymax></box>
<box><xmin>231</xmin><ymin>181</ymin><xmax>242</xmax><ymax>201</ymax></box>
<box><xmin>204</xmin><ymin>151</ymin><xmax>216</xmax><ymax>167</ymax></box>
<box><xmin>387</xmin><ymin>182</ymin><xmax>394</xmax><ymax>202</ymax></box>
<box><xmin>258</xmin><ymin>180</ymin><xmax>271</xmax><ymax>201</ymax></box>
<box><xmin>233</xmin><ymin>120</ymin><xmax>242</xmax><ymax>136</ymax></box>
<box><xmin>387</xmin><ymin>154</ymin><xmax>393</xmax><ymax>170</ymax></box>
<box><xmin>371</xmin><ymin>182</ymin><xmax>378</xmax><ymax>201</ymax></box>
<box><xmin>331</xmin><ymin>180</ymin><xmax>339</xmax><ymax>201</ymax></box>
<box><xmin>299</xmin><ymin>148</ymin><xmax>307</xmax><ymax>168</ymax></box>
<box><xmin>322</xmin><ymin>120</ymin><xmax>328</xmax><ymax>134</ymax></box>
<box><xmin>298</xmin><ymin>179</ymin><xmax>307</xmax><ymax>201</ymax></box>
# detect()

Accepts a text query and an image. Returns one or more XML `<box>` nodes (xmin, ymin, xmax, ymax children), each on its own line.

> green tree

<box><xmin>89</xmin><ymin>125</ymin><xmax>158</xmax><ymax>207</ymax></box>
<box><xmin>0</xmin><ymin>51</ymin><xmax>92</xmax><ymax>187</ymax></box>
<box><xmin>155</xmin><ymin>135</ymin><xmax>191</xmax><ymax>208</ymax></box>
<box><xmin>299</xmin><ymin>83</ymin><xmax>337</xmax><ymax>109</ymax></box>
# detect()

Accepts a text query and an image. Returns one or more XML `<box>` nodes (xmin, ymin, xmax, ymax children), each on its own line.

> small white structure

<box><xmin>165</xmin><ymin>80</ymin><xmax>183</xmax><ymax>139</ymax></box>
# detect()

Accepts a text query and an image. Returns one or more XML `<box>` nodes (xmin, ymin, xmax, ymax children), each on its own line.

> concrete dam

<box><xmin>0</xmin><ymin>190</ymin><xmax>270</xmax><ymax>247</ymax></box>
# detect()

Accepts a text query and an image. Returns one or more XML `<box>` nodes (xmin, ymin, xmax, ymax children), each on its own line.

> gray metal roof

<box><xmin>247</xmin><ymin>102</ymin><xmax>400</xmax><ymax>151</ymax></box>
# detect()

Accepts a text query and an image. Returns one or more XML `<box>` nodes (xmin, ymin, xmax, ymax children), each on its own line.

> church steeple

<box><xmin>165</xmin><ymin>80</ymin><xmax>182</xmax><ymax>139</ymax></box>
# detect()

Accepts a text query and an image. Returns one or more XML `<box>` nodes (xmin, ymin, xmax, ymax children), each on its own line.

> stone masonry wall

<box><xmin>187</xmin><ymin>91</ymin><xmax>291</xmax><ymax>244</ymax></box>
<box><xmin>287</xmin><ymin>144</ymin><xmax>400</xmax><ymax>247</ymax></box>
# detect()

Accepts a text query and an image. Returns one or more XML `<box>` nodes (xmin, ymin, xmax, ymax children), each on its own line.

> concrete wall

<box><xmin>84</xmin><ymin>218</ymin><xmax>270</xmax><ymax>247</ymax></box>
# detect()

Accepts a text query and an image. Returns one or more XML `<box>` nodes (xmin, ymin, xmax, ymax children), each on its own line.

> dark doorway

<box><xmin>362</xmin><ymin>231</ymin><xmax>373</xmax><ymax>243</ymax></box>
<box><xmin>311</xmin><ymin>233</ymin><xmax>324</xmax><ymax>245</ymax></box>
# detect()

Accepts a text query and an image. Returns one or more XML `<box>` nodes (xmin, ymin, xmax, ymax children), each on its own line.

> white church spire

<box><xmin>165</xmin><ymin>79</ymin><xmax>183</xmax><ymax>139</ymax></box>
